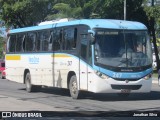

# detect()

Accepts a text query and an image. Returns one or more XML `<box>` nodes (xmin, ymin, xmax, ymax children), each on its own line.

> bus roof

<box><xmin>9</xmin><ymin>19</ymin><xmax>147</xmax><ymax>34</ymax></box>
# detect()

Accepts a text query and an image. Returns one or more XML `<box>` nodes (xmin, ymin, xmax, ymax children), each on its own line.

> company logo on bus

<box><xmin>125</xmin><ymin>80</ymin><xmax>129</xmax><ymax>83</ymax></box>
<box><xmin>28</xmin><ymin>56</ymin><xmax>39</xmax><ymax>64</ymax></box>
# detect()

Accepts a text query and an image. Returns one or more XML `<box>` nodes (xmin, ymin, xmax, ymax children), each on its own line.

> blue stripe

<box><xmin>9</xmin><ymin>19</ymin><xmax>147</xmax><ymax>34</ymax></box>
<box><xmin>92</xmin><ymin>63</ymin><xmax>152</xmax><ymax>79</ymax></box>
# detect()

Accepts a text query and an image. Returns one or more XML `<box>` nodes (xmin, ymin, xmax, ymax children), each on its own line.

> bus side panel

<box><xmin>5</xmin><ymin>54</ymin><xmax>24</xmax><ymax>83</ymax></box>
<box><xmin>26</xmin><ymin>54</ymin><xmax>53</xmax><ymax>86</ymax></box>
<box><xmin>52</xmin><ymin>54</ymin><xmax>79</xmax><ymax>89</ymax></box>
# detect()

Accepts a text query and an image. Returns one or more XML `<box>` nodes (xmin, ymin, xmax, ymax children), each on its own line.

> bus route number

<box><xmin>68</xmin><ymin>61</ymin><xmax>72</xmax><ymax>66</ymax></box>
<box><xmin>113</xmin><ymin>73</ymin><xmax>122</xmax><ymax>78</ymax></box>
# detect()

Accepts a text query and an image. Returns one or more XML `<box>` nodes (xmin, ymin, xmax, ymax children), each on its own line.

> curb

<box><xmin>152</xmin><ymin>80</ymin><xmax>158</xmax><ymax>84</ymax></box>
<box><xmin>152</xmin><ymin>77</ymin><xmax>158</xmax><ymax>84</ymax></box>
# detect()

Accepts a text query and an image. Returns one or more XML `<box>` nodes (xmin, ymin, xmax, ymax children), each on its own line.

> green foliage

<box><xmin>0</xmin><ymin>0</ymin><xmax>55</xmax><ymax>28</ymax></box>
<box><xmin>46</xmin><ymin>0</ymin><xmax>88</xmax><ymax>20</ymax></box>
<box><xmin>0</xmin><ymin>36</ymin><xmax>4</xmax><ymax>59</ymax></box>
<box><xmin>143</xmin><ymin>0</ymin><xmax>160</xmax><ymax>31</ymax></box>
<box><xmin>144</xmin><ymin>3</ymin><xmax>160</xmax><ymax>19</ymax></box>
<box><xmin>46</xmin><ymin>0</ymin><xmax>146</xmax><ymax>21</ymax></box>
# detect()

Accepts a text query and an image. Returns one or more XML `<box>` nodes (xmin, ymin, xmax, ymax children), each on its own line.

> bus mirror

<box><xmin>88</xmin><ymin>30</ymin><xmax>95</xmax><ymax>37</ymax></box>
<box><xmin>88</xmin><ymin>30</ymin><xmax>95</xmax><ymax>44</ymax></box>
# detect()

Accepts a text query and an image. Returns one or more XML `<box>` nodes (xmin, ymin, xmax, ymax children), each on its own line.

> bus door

<box><xmin>79</xmin><ymin>34</ymin><xmax>89</xmax><ymax>90</ymax></box>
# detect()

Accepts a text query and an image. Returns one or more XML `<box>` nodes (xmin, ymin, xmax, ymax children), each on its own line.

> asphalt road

<box><xmin>0</xmin><ymin>78</ymin><xmax>160</xmax><ymax>119</ymax></box>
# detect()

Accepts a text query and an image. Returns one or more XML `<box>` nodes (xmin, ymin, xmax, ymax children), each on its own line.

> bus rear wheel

<box><xmin>69</xmin><ymin>75</ymin><xmax>81</xmax><ymax>99</ymax></box>
<box><xmin>25</xmin><ymin>72</ymin><xmax>35</xmax><ymax>92</ymax></box>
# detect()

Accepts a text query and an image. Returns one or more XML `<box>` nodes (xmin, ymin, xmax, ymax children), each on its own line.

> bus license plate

<box><xmin>121</xmin><ymin>89</ymin><xmax>131</xmax><ymax>93</ymax></box>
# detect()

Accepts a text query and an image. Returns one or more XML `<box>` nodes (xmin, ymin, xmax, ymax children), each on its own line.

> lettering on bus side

<box><xmin>67</xmin><ymin>61</ymin><xmax>72</xmax><ymax>66</ymax></box>
<box><xmin>60</xmin><ymin>61</ymin><xmax>72</xmax><ymax>66</ymax></box>
<box><xmin>28</xmin><ymin>56</ymin><xmax>39</xmax><ymax>64</ymax></box>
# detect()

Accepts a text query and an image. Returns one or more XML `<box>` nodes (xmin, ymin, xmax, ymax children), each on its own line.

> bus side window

<box><xmin>16</xmin><ymin>34</ymin><xmax>25</xmax><ymax>52</ymax></box>
<box><xmin>26</xmin><ymin>32</ymin><xmax>36</xmax><ymax>52</ymax></box>
<box><xmin>48</xmin><ymin>31</ymin><xmax>52</xmax><ymax>51</ymax></box>
<box><xmin>37</xmin><ymin>31</ymin><xmax>50</xmax><ymax>52</ymax></box>
<box><xmin>42</xmin><ymin>31</ymin><xmax>50</xmax><ymax>51</ymax></box>
<box><xmin>80</xmin><ymin>35</ymin><xmax>88</xmax><ymax>60</ymax></box>
<box><xmin>73</xmin><ymin>28</ymin><xmax>77</xmax><ymax>49</ymax></box>
<box><xmin>52</xmin><ymin>29</ymin><xmax>61</xmax><ymax>51</ymax></box>
<box><xmin>88</xmin><ymin>42</ymin><xmax>92</xmax><ymax>65</ymax></box>
<box><xmin>64</xmin><ymin>28</ymin><xmax>70</xmax><ymax>50</ymax></box>
<box><xmin>36</xmin><ymin>32</ymin><xmax>41</xmax><ymax>51</ymax></box>
<box><xmin>60</xmin><ymin>29</ymin><xmax>65</xmax><ymax>50</ymax></box>
<box><xmin>64</xmin><ymin>27</ymin><xmax>77</xmax><ymax>50</ymax></box>
<box><xmin>8</xmin><ymin>35</ymin><xmax>16</xmax><ymax>53</ymax></box>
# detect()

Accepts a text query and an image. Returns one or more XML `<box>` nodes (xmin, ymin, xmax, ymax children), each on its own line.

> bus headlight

<box><xmin>143</xmin><ymin>73</ymin><xmax>152</xmax><ymax>80</ymax></box>
<box><xmin>94</xmin><ymin>70</ymin><xmax>109</xmax><ymax>79</ymax></box>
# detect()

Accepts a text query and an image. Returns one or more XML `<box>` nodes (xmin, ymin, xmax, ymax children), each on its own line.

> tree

<box><xmin>144</xmin><ymin>0</ymin><xmax>160</xmax><ymax>70</ymax></box>
<box><xmin>0</xmin><ymin>0</ymin><xmax>56</xmax><ymax>28</ymax></box>
<box><xmin>46</xmin><ymin>0</ymin><xmax>95</xmax><ymax>20</ymax></box>
<box><xmin>0</xmin><ymin>36</ymin><xmax>5</xmax><ymax>59</ymax></box>
<box><xmin>47</xmin><ymin>0</ymin><xmax>147</xmax><ymax>20</ymax></box>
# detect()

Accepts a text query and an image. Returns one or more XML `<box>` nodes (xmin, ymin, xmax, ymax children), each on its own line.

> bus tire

<box><xmin>25</xmin><ymin>72</ymin><xmax>35</xmax><ymax>92</ymax></box>
<box><xmin>69</xmin><ymin>75</ymin><xmax>80</xmax><ymax>99</ymax></box>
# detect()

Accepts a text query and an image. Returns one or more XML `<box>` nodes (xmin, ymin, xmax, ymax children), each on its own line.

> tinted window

<box><xmin>48</xmin><ymin>31</ymin><xmax>53</xmax><ymax>51</ymax></box>
<box><xmin>64</xmin><ymin>28</ymin><xmax>77</xmax><ymax>50</ymax></box>
<box><xmin>52</xmin><ymin>29</ymin><xmax>61</xmax><ymax>51</ymax></box>
<box><xmin>80</xmin><ymin>35</ymin><xmax>88</xmax><ymax>60</ymax></box>
<box><xmin>8</xmin><ymin>35</ymin><xmax>16</xmax><ymax>52</ymax></box>
<box><xmin>36</xmin><ymin>33</ymin><xmax>41</xmax><ymax>51</ymax></box>
<box><xmin>16</xmin><ymin>34</ymin><xmax>24</xmax><ymax>52</ymax></box>
<box><xmin>26</xmin><ymin>32</ymin><xmax>36</xmax><ymax>52</ymax></box>
<box><xmin>37</xmin><ymin>31</ymin><xmax>50</xmax><ymax>51</ymax></box>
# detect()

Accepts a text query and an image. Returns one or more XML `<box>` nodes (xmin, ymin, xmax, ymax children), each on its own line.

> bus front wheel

<box><xmin>69</xmin><ymin>75</ymin><xmax>80</xmax><ymax>99</ymax></box>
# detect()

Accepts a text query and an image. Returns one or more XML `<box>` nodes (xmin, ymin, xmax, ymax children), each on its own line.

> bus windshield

<box><xmin>94</xmin><ymin>29</ymin><xmax>152</xmax><ymax>71</ymax></box>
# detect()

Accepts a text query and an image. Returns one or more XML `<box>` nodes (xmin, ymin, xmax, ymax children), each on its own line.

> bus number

<box><xmin>67</xmin><ymin>61</ymin><xmax>72</xmax><ymax>66</ymax></box>
<box><xmin>113</xmin><ymin>73</ymin><xmax>122</xmax><ymax>78</ymax></box>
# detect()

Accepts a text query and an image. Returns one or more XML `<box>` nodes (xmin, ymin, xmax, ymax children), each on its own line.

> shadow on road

<box><xmin>19</xmin><ymin>87</ymin><xmax>160</xmax><ymax>102</ymax></box>
<box><xmin>80</xmin><ymin>91</ymin><xmax>160</xmax><ymax>102</ymax></box>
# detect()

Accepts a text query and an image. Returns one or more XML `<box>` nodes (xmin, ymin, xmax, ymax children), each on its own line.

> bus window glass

<box><xmin>48</xmin><ymin>31</ymin><xmax>53</xmax><ymax>51</ymax></box>
<box><xmin>95</xmin><ymin>30</ymin><xmax>152</xmax><ymax>68</ymax></box>
<box><xmin>53</xmin><ymin>29</ymin><xmax>61</xmax><ymax>51</ymax></box>
<box><xmin>26</xmin><ymin>32</ymin><xmax>36</xmax><ymax>52</ymax></box>
<box><xmin>64</xmin><ymin>28</ymin><xmax>77</xmax><ymax>50</ymax></box>
<box><xmin>42</xmin><ymin>31</ymin><xmax>50</xmax><ymax>51</ymax></box>
<box><xmin>73</xmin><ymin>28</ymin><xmax>77</xmax><ymax>49</ymax></box>
<box><xmin>80</xmin><ymin>35</ymin><xmax>88</xmax><ymax>60</ymax></box>
<box><xmin>8</xmin><ymin>35</ymin><xmax>16</xmax><ymax>52</ymax></box>
<box><xmin>36</xmin><ymin>33</ymin><xmax>41</xmax><ymax>51</ymax></box>
<box><xmin>16</xmin><ymin>34</ymin><xmax>24</xmax><ymax>52</ymax></box>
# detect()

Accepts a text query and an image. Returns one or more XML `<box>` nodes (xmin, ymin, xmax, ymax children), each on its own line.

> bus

<box><xmin>5</xmin><ymin>19</ymin><xmax>153</xmax><ymax>99</ymax></box>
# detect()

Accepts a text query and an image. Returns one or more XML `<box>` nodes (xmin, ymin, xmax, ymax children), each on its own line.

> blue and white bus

<box><xmin>6</xmin><ymin>19</ymin><xmax>153</xmax><ymax>99</ymax></box>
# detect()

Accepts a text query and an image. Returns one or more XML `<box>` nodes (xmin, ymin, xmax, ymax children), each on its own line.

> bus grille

<box><xmin>114</xmin><ymin>78</ymin><xmax>140</xmax><ymax>81</ymax></box>
<box><xmin>111</xmin><ymin>85</ymin><xmax>142</xmax><ymax>90</ymax></box>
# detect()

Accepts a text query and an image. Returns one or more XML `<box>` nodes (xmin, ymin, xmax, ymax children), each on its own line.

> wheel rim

<box><xmin>71</xmin><ymin>80</ymin><xmax>77</xmax><ymax>95</ymax></box>
<box><xmin>26</xmin><ymin>75</ymin><xmax>31</xmax><ymax>90</ymax></box>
